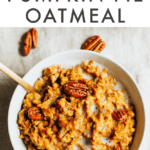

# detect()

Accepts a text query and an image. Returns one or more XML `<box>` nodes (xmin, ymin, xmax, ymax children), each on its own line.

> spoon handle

<box><xmin>0</xmin><ymin>62</ymin><xmax>37</xmax><ymax>93</ymax></box>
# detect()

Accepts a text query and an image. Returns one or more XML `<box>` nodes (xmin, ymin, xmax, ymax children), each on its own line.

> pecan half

<box><xmin>31</xmin><ymin>28</ymin><xmax>38</xmax><ymax>49</ymax></box>
<box><xmin>112</xmin><ymin>109</ymin><xmax>127</xmax><ymax>122</ymax></box>
<box><xmin>28</xmin><ymin>107</ymin><xmax>43</xmax><ymax>121</ymax></box>
<box><xmin>81</xmin><ymin>35</ymin><xmax>106</xmax><ymax>53</ymax></box>
<box><xmin>23</xmin><ymin>31</ymin><xmax>32</xmax><ymax>56</ymax></box>
<box><xmin>64</xmin><ymin>82</ymin><xmax>89</xmax><ymax>98</ymax></box>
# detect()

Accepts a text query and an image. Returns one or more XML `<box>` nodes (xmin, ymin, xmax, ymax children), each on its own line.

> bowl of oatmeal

<box><xmin>8</xmin><ymin>50</ymin><xmax>145</xmax><ymax>150</ymax></box>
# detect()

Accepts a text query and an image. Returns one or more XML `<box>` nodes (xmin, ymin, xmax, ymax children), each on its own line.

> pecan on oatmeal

<box><xmin>64</xmin><ymin>82</ymin><xmax>89</xmax><ymax>98</ymax></box>
<box><xmin>112</xmin><ymin>109</ymin><xmax>127</xmax><ymax>122</ymax></box>
<box><xmin>23</xmin><ymin>31</ymin><xmax>32</xmax><ymax>56</ymax></box>
<box><xmin>81</xmin><ymin>35</ymin><xmax>106</xmax><ymax>53</ymax></box>
<box><xmin>28</xmin><ymin>107</ymin><xmax>43</xmax><ymax>121</ymax></box>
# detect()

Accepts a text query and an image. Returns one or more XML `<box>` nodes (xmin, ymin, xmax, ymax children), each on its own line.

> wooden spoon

<box><xmin>0</xmin><ymin>62</ymin><xmax>37</xmax><ymax>93</ymax></box>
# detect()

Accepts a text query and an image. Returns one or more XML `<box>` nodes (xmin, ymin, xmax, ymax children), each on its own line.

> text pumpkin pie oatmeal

<box><xmin>18</xmin><ymin>60</ymin><xmax>135</xmax><ymax>150</ymax></box>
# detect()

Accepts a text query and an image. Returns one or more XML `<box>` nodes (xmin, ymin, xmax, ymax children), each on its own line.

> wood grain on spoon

<box><xmin>0</xmin><ymin>62</ymin><xmax>37</xmax><ymax>93</ymax></box>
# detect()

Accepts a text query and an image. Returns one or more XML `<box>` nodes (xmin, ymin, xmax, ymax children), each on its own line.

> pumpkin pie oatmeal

<box><xmin>18</xmin><ymin>60</ymin><xmax>135</xmax><ymax>150</ymax></box>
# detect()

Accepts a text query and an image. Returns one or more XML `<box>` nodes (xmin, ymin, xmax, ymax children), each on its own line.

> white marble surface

<box><xmin>0</xmin><ymin>28</ymin><xmax>150</xmax><ymax>150</ymax></box>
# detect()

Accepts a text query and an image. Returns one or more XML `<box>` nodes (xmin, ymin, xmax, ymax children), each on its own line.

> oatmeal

<box><xmin>18</xmin><ymin>60</ymin><xmax>135</xmax><ymax>150</ymax></box>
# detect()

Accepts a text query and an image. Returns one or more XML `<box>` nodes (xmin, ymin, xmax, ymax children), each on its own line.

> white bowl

<box><xmin>8</xmin><ymin>50</ymin><xmax>145</xmax><ymax>150</ymax></box>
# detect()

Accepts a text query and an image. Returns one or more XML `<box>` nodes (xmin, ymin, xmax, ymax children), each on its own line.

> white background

<box><xmin>0</xmin><ymin>0</ymin><xmax>148</xmax><ymax>27</ymax></box>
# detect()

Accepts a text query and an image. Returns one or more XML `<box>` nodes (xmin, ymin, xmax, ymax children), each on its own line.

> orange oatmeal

<box><xmin>18</xmin><ymin>60</ymin><xmax>135</xmax><ymax>150</ymax></box>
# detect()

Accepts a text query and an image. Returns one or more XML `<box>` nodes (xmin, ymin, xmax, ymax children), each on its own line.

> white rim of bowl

<box><xmin>8</xmin><ymin>50</ymin><xmax>146</xmax><ymax>150</ymax></box>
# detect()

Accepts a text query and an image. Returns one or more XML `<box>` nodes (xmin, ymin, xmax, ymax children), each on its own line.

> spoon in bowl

<box><xmin>0</xmin><ymin>62</ymin><xmax>37</xmax><ymax>93</ymax></box>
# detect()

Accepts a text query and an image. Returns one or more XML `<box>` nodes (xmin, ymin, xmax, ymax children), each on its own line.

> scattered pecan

<box><xmin>64</xmin><ymin>82</ymin><xmax>89</xmax><ymax>98</ymax></box>
<box><xmin>23</xmin><ymin>31</ymin><xmax>32</xmax><ymax>56</ymax></box>
<box><xmin>81</xmin><ymin>35</ymin><xmax>106</xmax><ymax>53</ymax></box>
<box><xmin>112</xmin><ymin>109</ymin><xmax>127</xmax><ymax>122</ymax></box>
<box><xmin>28</xmin><ymin>107</ymin><xmax>43</xmax><ymax>121</ymax></box>
<box><xmin>31</xmin><ymin>28</ymin><xmax>38</xmax><ymax>49</ymax></box>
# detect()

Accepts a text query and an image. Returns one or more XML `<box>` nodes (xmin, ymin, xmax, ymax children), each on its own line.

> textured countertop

<box><xmin>0</xmin><ymin>28</ymin><xmax>150</xmax><ymax>150</ymax></box>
